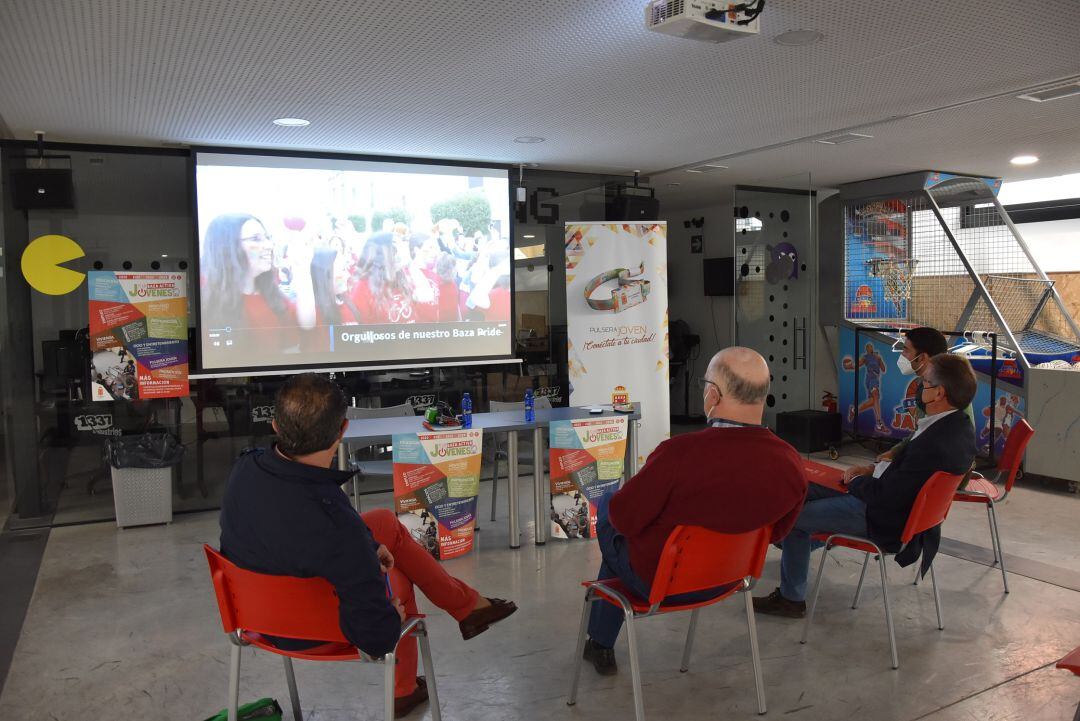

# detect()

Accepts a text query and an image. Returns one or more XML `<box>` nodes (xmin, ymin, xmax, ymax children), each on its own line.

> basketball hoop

<box><xmin>865</xmin><ymin>258</ymin><xmax>917</xmax><ymax>314</ymax></box>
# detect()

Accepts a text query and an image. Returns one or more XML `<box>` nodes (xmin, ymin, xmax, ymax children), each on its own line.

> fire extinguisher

<box><xmin>822</xmin><ymin>391</ymin><xmax>837</xmax><ymax>414</ymax></box>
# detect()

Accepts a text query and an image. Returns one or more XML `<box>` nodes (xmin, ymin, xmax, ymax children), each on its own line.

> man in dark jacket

<box><xmin>219</xmin><ymin>374</ymin><xmax>516</xmax><ymax>718</ymax></box>
<box><xmin>755</xmin><ymin>353</ymin><xmax>977</xmax><ymax>617</ymax></box>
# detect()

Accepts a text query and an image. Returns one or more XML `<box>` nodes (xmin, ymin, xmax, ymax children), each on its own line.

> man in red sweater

<box><xmin>582</xmin><ymin>347</ymin><xmax>808</xmax><ymax>675</ymax></box>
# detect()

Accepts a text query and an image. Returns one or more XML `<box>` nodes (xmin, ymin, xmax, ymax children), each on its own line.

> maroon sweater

<box><xmin>608</xmin><ymin>426</ymin><xmax>808</xmax><ymax>585</ymax></box>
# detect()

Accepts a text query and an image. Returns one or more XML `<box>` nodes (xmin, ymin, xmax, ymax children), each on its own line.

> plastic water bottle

<box><xmin>461</xmin><ymin>392</ymin><xmax>473</xmax><ymax>429</ymax></box>
<box><xmin>524</xmin><ymin>388</ymin><xmax>535</xmax><ymax>422</ymax></box>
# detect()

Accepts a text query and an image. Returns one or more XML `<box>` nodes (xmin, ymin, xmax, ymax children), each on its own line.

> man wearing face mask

<box><xmin>874</xmin><ymin>327</ymin><xmax>975</xmax><ymax>467</ymax></box>
<box><xmin>579</xmin><ymin>347</ymin><xmax>808</xmax><ymax>675</ymax></box>
<box><xmin>754</xmin><ymin>353</ymin><xmax>977</xmax><ymax>618</ymax></box>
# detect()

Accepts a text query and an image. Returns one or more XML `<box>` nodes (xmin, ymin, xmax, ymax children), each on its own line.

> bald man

<box><xmin>581</xmin><ymin>347</ymin><xmax>808</xmax><ymax>675</ymax></box>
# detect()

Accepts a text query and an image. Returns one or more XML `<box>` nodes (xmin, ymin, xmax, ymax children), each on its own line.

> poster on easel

<box><xmin>549</xmin><ymin>416</ymin><xmax>627</xmax><ymax>540</ymax></box>
<box><xmin>565</xmin><ymin>222</ymin><xmax>669</xmax><ymax>468</ymax></box>
<box><xmin>392</xmin><ymin>429</ymin><xmax>482</xmax><ymax>560</ymax></box>
<box><xmin>88</xmin><ymin>271</ymin><xmax>189</xmax><ymax>401</ymax></box>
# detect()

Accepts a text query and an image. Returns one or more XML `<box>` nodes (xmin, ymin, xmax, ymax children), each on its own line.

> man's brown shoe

<box><xmin>752</xmin><ymin>587</ymin><xmax>806</xmax><ymax>618</ymax></box>
<box><xmin>459</xmin><ymin>597</ymin><xmax>518</xmax><ymax>640</ymax></box>
<box><xmin>394</xmin><ymin>677</ymin><xmax>428</xmax><ymax>719</ymax></box>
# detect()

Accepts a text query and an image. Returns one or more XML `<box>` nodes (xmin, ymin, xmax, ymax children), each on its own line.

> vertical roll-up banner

<box><xmin>392</xmin><ymin>429</ymin><xmax>483</xmax><ymax>560</ymax></box>
<box><xmin>549</xmin><ymin>415</ymin><xmax>627</xmax><ymax>540</ymax></box>
<box><xmin>565</xmin><ymin>223</ymin><xmax>670</xmax><ymax>467</ymax></box>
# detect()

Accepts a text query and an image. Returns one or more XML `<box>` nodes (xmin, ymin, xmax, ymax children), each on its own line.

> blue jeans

<box><xmin>587</xmin><ymin>494</ymin><xmax>733</xmax><ymax>648</ymax></box>
<box><xmin>779</xmin><ymin>484</ymin><xmax>868</xmax><ymax>602</ymax></box>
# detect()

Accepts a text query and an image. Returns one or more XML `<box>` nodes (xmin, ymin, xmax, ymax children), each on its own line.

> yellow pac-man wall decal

<box><xmin>21</xmin><ymin>234</ymin><xmax>86</xmax><ymax>295</ymax></box>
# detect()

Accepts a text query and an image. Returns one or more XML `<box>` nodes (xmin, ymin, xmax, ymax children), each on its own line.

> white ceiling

<box><xmin>1</xmin><ymin>0</ymin><xmax>1079</xmax><ymax>206</ymax></box>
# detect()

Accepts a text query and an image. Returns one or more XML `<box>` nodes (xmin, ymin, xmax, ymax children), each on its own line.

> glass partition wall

<box><xmin>0</xmin><ymin>142</ymin><xmax>626</xmax><ymax>526</ymax></box>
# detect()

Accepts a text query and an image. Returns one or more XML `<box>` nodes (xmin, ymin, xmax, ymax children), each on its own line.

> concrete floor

<box><xmin>2</xmin><ymin>460</ymin><xmax>1079</xmax><ymax>720</ymax></box>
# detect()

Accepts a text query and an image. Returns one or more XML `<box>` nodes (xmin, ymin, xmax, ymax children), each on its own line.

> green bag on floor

<box><xmin>202</xmin><ymin>698</ymin><xmax>283</xmax><ymax>721</ymax></box>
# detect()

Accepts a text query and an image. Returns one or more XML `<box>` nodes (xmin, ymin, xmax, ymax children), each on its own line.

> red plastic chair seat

<box><xmin>1059</xmin><ymin>646</ymin><xmax>1080</xmax><ymax>676</ymax></box>
<box><xmin>811</xmin><ymin>533</ymin><xmax>879</xmax><ymax>555</ymax></box>
<box><xmin>241</xmin><ymin>632</ymin><xmax>362</xmax><ymax>662</ymax></box>
<box><xmin>582</xmin><ymin>578</ymin><xmax>741</xmax><ymax>614</ymax></box>
<box><xmin>952</xmin><ymin>474</ymin><xmax>1003</xmax><ymax>503</ymax></box>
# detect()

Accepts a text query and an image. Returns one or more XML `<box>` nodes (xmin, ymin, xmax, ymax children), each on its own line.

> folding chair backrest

<box><xmin>899</xmin><ymin>472</ymin><xmax>965</xmax><ymax>543</ymax></box>
<box><xmin>997</xmin><ymin>419</ymin><xmax>1034</xmax><ymax>493</ymax></box>
<box><xmin>346</xmin><ymin>403</ymin><xmax>415</xmax><ymax>419</ymax></box>
<box><xmin>648</xmin><ymin>525</ymin><xmax>772</xmax><ymax>604</ymax></box>
<box><xmin>204</xmin><ymin>545</ymin><xmax>348</xmax><ymax>644</ymax></box>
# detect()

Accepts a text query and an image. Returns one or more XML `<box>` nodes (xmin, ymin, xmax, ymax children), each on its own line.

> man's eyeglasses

<box><xmin>694</xmin><ymin>377</ymin><xmax>721</xmax><ymax>393</ymax></box>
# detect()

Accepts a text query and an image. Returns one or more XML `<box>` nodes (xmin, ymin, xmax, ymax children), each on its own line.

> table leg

<box><xmin>629</xmin><ymin>419</ymin><xmax>640</xmax><ymax>476</ymax></box>
<box><xmin>508</xmin><ymin>432</ymin><xmax>520</xmax><ymax>549</ymax></box>
<box><xmin>533</xmin><ymin>426</ymin><xmax>546</xmax><ymax>545</ymax></box>
<box><xmin>337</xmin><ymin>441</ymin><xmax>348</xmax><ymax>471</ymax></box>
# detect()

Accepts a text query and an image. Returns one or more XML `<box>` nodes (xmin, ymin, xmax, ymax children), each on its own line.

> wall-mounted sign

<box><xmin>21</xmin><ymin>234</ymin><xmax>86</xmax><ymax>295</ymax></box>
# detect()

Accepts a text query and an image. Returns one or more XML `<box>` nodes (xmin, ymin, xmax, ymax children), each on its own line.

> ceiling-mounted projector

<box><xmin>645</xmin><ymin>1</ymin><xmax>763</xmax><ymax>43</ymax></box>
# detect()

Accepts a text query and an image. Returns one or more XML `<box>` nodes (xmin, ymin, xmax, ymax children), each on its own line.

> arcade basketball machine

<box><xmin>837</xmin><ymin>171</ymin><xmax>1080</xmax><ymax>490</ymax></box>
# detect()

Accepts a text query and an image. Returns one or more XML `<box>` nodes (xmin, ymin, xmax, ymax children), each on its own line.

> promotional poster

<box><xmin>392</xmin><ymin>429</ymin><xmax>483</xmax><ymax>560</ymax></box>
<box><xmin>838</xmin><ymin>325</ymin><xmax>1025</xmax><ymax>457</ymax></box>
<box><xmin>565</xmin><ymin>222</ymin><xmax>669</xmax><ymax>466</ymax></box>
<box><xmin>548</xmin><ymin>416</ymin><xmax>627</xmax><ymax>540</ymax></box>
<box><xmin>88</xmin><ymin>271</ymin><xmax>189</xmax><ymax>401</ymax></box>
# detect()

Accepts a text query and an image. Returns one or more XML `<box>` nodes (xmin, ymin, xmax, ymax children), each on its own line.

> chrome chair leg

<box><xmin>852</xmin><ymin>552</ymin><xmax>870</xmax><ymax>609</ymax></box>
<box><xmin>228</xmin><ymin>644</ymin><xmax>242</xmax><ymax>721</ymax></box>
<box><xmin>566</xmin><ymin>591</ymin><xmax>593</xmax><ymax>706</ymax></box>
<box><xmin>930</xmin><ymin>562</ymin><xmax>944</xmax><ymax>630</ymax></box>
<box><xmin>282</xmin><ymin>656</ymin><xmax>302</xmax><ymax>720</ymax></box>
<box><xmin>801</xmin><ymin>544</ymin><xmax>831</xmax><ymax>644</ymax></box>
<box><xmin>986</xmin><ymin>503</ymin><xmax>1001</xmax><ymax>566</ymax></box>
<box><xmin>744</xmin><ymin>589</ymin><xmax>767</xmax><ymax>715</ymax></box>
<box><xmin>417</xmin><ymin>623</ymin><xmax>441</xmax><ymax>721</ymax></box>
<box><xmin>877</xmin><ymin>553</ymin><xmax>899</xmax><ymax>669</ymax></box>
<box><xmin>680</xmin><ymin>608</ymin><xmax>699</xmax><ymax>672</ymax></box>
<box><xmin>624</xmin><ymin>610</ymin><xmax>646</xmax><ymax>721</ymax></box>
<box><xmin>490</xmin><ymin>440</ymin><xmax>501</xmax><ymax>523</ymax></box>
<box><xmin>383</xmin><ymin>651</ymin><xmax>396</xmax><ymax>721</ymax></box>
<box><xmin>988</xmin><ymin>502</ymin><xmax>1009</xmax><ymax>593</ymax></box>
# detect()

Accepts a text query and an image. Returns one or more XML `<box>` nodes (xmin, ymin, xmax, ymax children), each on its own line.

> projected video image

<box><xmin>195</xmin><ymin>153</ymin><xmax>512</xmax><ymax>371</ymax></box>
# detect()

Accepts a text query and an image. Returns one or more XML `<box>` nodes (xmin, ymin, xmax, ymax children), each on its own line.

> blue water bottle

<box><xmin>524</xmin><ymin>388</ymin><xmax>535</xmax><ymax>422</ymax></box>
<box><xmin>461</xmin><ymin>392</ymin><xmax>473</xmax><ymax>428</ymax></box>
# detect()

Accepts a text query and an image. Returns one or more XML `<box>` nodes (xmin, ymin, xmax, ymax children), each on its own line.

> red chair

<box><xmin>204</xmin><ymin>545</ymin><xmax>440</xmax><ymax>721</ymax></box>
<box><xmin>566</xmin><ymin>525</ymin><xmax>773</xmax><ymax>721</ymax></box>
<box><xmin>1060</xmin><ymin>646</ymin><xmax>1080</xmax><ymax>721</ymax></box>
<box><xmin>801</xmin><ymin>471</ymin><xmax>965</xmax><ymax>669</ymax></box>
<box><xmin>953</xmin><ymin>419</ymin><xmax>1034</xmax><ymax>593</ymax></box>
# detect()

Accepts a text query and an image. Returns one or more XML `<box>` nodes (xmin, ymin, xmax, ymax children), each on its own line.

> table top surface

<box><xmin>343</xmin><ymin>403</ymin><xmax>642</xmax><ymax>441</ymax></box>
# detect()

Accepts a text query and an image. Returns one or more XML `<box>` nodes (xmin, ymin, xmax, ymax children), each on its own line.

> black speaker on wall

<box><xmin>10</xmin><ymin>168</ymin><xmax>74</xmax><ymax>209</ymax></box>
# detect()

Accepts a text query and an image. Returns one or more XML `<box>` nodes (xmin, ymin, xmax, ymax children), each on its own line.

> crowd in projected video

<box><xmin>195</xmin><ymin>153</ymin><xmax>513</xmax><ymax>371</ymax></box>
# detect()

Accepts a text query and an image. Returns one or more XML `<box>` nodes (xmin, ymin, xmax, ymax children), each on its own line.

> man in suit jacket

<box><xmin>755</xmin><ymin>353</ymin><xmax>977</xmax><ymax>617</ymax></box>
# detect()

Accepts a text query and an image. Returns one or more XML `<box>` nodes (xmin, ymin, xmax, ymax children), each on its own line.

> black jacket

<box><xmin>847</xmin><ymin>410</ymin><xmax>975</xmax><ymax>569</ymax></box>
<box><xmin>219</xmin><ymin>447</ymin><xmax>401</xmax><ymax>657</ymax></box>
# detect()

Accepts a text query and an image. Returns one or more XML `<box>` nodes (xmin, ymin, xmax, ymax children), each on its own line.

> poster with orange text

<box><xmin>393</xmin><ymin>429</ymin><xmax>483</xmax><ymax>560</ymax></box>
<box><xmin>549</xmin><ymin>416</ymin><xmax>627</xmax><ymax>540</ymax></box>
<box><xmin>88</xmin><ymin>271</ymin><xmax>189</xmax><ymax>401</ymax></box>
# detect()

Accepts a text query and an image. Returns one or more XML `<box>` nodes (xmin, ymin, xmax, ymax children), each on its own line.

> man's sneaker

<box><xmin>583</xmin><ymin>639</ymin><xmax>617</xmax><ymax>676</ymax></box>
<box><xmin>752</xmin><ymin>587</ymin><xmax>806</xmax><ymax>618</ymax></box>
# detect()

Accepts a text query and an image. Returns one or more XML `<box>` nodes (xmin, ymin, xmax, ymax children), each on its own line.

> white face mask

<box><xmin>896</xmin><ymin>354</ymin><xmax>916</xmax><ymax>376</ymax></box>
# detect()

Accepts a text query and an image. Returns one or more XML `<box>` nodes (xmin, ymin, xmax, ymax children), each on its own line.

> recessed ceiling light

<box><xmin>273</xmin><ymin>117</ymin><xmax>310</xmax><ymax>127</ymax></box>
<box><xmin>815</xmin><ymin>132</ymin><xmax>873</xmax><ymax>145</ymax></box>
<box><xmin>161</xmin><ymin>254</ymin><xmax>169</xmax><ymax>258</ymax></box>
<box><xmin>774</xmin><ymin>29</ymin><xmax>825</xmax><ymax>46</ymax></box>
<box><xmin>514</xmin><ymin>136</ymin><xmax>545</xmax><ymax>144</ymax></box>
<box><xmin>1010</xmin><ymin>155</ymin><xmax>1039</xmax><ymax>165</ymax></box>
<box><xmin>667</xmin><ymin>182</ymin><xmax>682</xmax><ymax>188</ymax></box>
<box><xmin>523</xmin><ymin>234</ymin><xmax>536</xmax><ymax>239</ymax></box>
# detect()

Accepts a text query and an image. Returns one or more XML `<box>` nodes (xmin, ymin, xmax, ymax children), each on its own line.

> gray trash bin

<box><xmin>105</xmin><ymin>433</ymin><xmax>185</xmax><ymax>529</ymax></box>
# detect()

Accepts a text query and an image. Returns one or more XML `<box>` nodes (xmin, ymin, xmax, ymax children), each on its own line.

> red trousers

<box><xmin>361</xmin><ymin>509</ymin><xmax>480</xmax><ymax>697</ymax></box>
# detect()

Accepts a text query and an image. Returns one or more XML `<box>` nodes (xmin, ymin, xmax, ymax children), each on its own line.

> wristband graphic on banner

<box><xmin>584</xmin><ymin>262</ymin><xmax>651</xmax><ymax>312</ymax></box>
